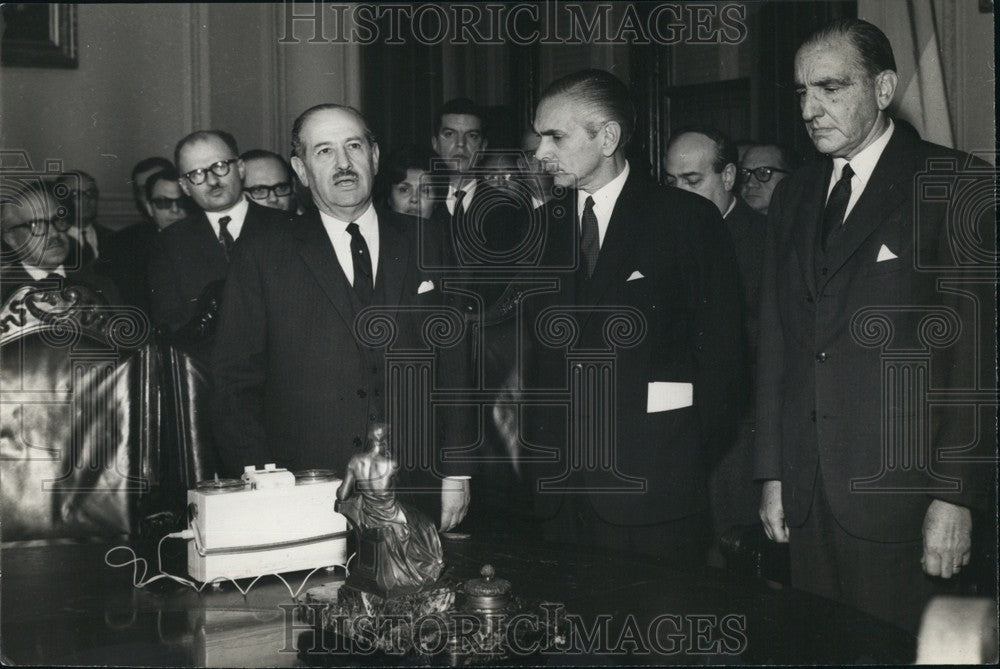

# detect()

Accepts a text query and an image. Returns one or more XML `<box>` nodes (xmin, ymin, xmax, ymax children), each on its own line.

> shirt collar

<box><xmin>578</xmin><ymin>161</ymin><xmax>630</xmax><ymax>217</ymax></box>
<box><xmin>319</xmin><ymin>201</ymin><xmax>378</xmax><ymax>235</ymax></box>
<box><xmin>448</xmin><ymin>180</ymin><xmax>478</xmax><ymax>200</ymax></box>
<box><xmin>722</xmin><ymin>196</ymin><xmax>737</xmax><ymax>219</ymax></box>
<box><xmin>833</xmin><ymin>118</ymin><xmax>895</xmax><ymax>185</ymax></box>
<box><xmin>23</xmin><ymin>263</ymin><xmax>66</xmax><ymax>281</ymax></box>
<box><xmin>206</xmin><ymin>197</ymin><xmax>249</xmax><ymax>228</ymax></box>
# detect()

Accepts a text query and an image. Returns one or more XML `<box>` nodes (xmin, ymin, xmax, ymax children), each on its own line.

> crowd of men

<box><xmin>0</xmin><ymin>19</ymin><xmax>992</xmax><ymax>636</ymax></box>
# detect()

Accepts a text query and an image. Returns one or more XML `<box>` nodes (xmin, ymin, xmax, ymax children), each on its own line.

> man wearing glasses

<box><xmin>0</xmin><ymin>182</ymin><xmax>117</xmax><ymax>304</ymax></box>
<box><xmin>240</xmin><ymin>149</ymin><xmax>297</xmax><ymax>213</ymax></box>
<box><xmin>664</xmin><ymin>126</ymin><xmax>767</xmax><ymax>566</ymax></box>
<box><xmin>739</xmin><ymin>143</ymin><xmax>797</xmax><ymax>216</ymax></box>
<box><xmin>148</xmin><ymin>130</ymin><xmax>287</xmax><ymax>334</ymax></box>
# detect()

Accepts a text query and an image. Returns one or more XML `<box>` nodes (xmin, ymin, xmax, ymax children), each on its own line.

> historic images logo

<box><xmin>279</xmin><ymin>1</ymin><xmax>749</xmax><ymax>47</ymax></box>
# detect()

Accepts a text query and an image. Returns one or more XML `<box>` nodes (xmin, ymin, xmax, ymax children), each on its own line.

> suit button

<box><xmin>357</xmin><ymin>389</ymin><xmax>367</xmax><ymax>398</ymax></box>
<box><xmin>820</xmin><ymin>267</ymin><xmax>828</xmax><ymax>276</ymax></box>
<box><xmin>810</xmin><ymin>410</ymin><xmax>816</xmax><ymax>422</ymax></box>
<box><xmin>352</xmin><ymin>436</ymin><xmax>362</xmax><ymax>448</ymax></box>
<box><xmin>806</xmin><ymin>295</ymin><xmax>814</xmax><ymax>304</ymax></box>
<box><xmin>369</xmin><ymin>413</ymin><xmax>378</xmax><ymax>421</ymax></box>
<box><xmin>816</xmin><ymin>352</ymin><xmax>827</xmax><ymax>362</ymax></box>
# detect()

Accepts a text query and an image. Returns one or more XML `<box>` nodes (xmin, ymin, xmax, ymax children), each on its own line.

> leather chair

<box><xmin>0</xmin><ymin>284</ymin><xmax>159</xmax><ymax>541</ymax></box>
<box><xmin>157</xmin><ymin>280</ymin><xmax>225</xmax><ymax>503</ymax></box>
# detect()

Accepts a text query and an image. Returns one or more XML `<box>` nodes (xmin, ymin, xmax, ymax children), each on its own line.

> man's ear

<box><xmin>371</xmin><ymin>142</ymin><xmax>380</xmax><ymax>175</ymax></box>
<box><xmin>143</xmin><ymin>201</ymin><xmax>155</xmax><ymax>219</ymax></box>
<box><xmin>722</xmin><ymin>163</ymin><xmax>737</xmax><ymax>192</ymax></box>
<box><xmin>178</xmin><ymin>178</ymin><xmax>192</xmax><ymax>197</ymax></box>
<box><xmin>874</xmin><ymin>69</ymin><xmax>898</xmax><ymax>111</ymax></box>
<box><xmin>290</xmin><ymin>156</ymin><xmax>309</xmax><ymax>188</ymax></box>
<box><xmin>236</xmin><ymin>158</ymin><xmax>246</xmax><ymax>183</ymax></box>
<box><xmin>431</xmin><ymin>135</ymin><xmax>440</xmax><ymax>156</ymax></box>
<box><xmin>601</xmin><ymin>121</ymin><xmax>622</xmax><ymax>157</ymax></box>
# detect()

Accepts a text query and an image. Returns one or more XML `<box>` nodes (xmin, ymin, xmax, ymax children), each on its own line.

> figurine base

<box><xmin>298</xmin><ymin>582</ymin><xmax>567</xmax><ymax>664</ymax></box>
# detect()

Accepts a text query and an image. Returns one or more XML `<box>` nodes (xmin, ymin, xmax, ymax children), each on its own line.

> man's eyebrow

<box><xmin>798</xmin><ymin>76</ymin><xmax>853</xmax><ymax>89</ymax></box>
<box><xmin>537</xmin><ymin>129</ymin><xmax>562</xmax><ymax>137</ymax></box>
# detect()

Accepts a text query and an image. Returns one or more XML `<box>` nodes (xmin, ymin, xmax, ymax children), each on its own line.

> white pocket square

<box><xmin>626</xmin><ymin>270</ymin><xmax>645</xmax><ymax>282</ymax></box>
<box><xmin>417</xmin><ymin>280</ymin><xmax>435</xmax><ymax>294</ymax></box>
<box><xmin>647</xmin><ymin>382</ymin><xmax>694</xmax><ymax>413</ymax></box>
<box><xmin>876</xmin><ymin>244</ymin><xmax>898</xmax><ymax>262</ymax></box>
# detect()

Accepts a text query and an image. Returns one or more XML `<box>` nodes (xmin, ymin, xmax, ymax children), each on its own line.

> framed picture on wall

<box><xmin>1</xmin><ymin>3</ymin><xmax>78</xmax><ymax>68</ymax></box>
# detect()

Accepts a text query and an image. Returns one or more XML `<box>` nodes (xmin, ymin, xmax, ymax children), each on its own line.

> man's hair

<box><xmin>143</xmin><ymin>167</ymin><xmax>181</xmax><ymax>203</ymax></box>
<box><xmin>538</xmin><ymin>69</ymin><xmax>635</xmax><ymax>149</ymax></box>
<box><xmin>668</xmin><ymin>127</ymin><xmax>738</xmax><ymax>174</ymax></box>
<box><xmin>240</xmin><ymin>149</ymin><xmax>293</xmax><ymax>180</ymax></box>
<box><xmin>802</xmin><ymin>18</ymin><xmax>897</xmax><ymax>78</ymax></box>
<box><xmin>131</xmin><ymin>156</ymin><xmax>173</xmax><ymax>182</ymax></box>
<box><xmin>290</xmin><ymin>104</ymin><xmax>376</xmax><ymax>159</ymax></box>
<box><xmin>174</xmin><ymin>130</ymin><xmax>240</xmax><ymax>169</ymax></box>
<box><xmin>55</xmin><ymin>169</ymin><xmax>97</xmax><ymax>191</ymax></box>
<box><xmin>434</xmin><ymin>98</ymin><xmax>486</xmax><ymax>137</ymax></box>
<box><xmin>383</xmin><ymin>145</ymin><xmax>437</xmax><ymax>185</ymax></box>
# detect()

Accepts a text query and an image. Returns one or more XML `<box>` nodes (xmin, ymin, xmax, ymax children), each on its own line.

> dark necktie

<box><xmin>218</xmin><ymin>216</ymin><xmax>235</xmax><ymax>257</ymax></box>
<box><xmin>346</xmin><ymin>222</ymin><xmax>373</xmax><ymax>305</ymax></box>
<box><xmin>453</xmin><ymin>189</ymin><xmax>466</xmax><ymax>218</ymax></box>
<box><xmin>821</xmin><ymin>163</ymin><xmax>854</xmax><ymax>251</ymax></box>
<box><xmin>580</xmin><ymin>196</ymin><xmax>599</xmax><ymax>278</ymax></box>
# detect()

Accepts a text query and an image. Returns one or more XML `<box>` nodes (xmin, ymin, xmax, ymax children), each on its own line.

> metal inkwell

<box><xmin>461</xmin><ymin>564</ymin><xmax>511</xmax><ymax>612</ymax></box>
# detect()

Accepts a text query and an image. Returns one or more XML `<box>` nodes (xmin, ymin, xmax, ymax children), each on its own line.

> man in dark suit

<box><xmin>212</xmin><ymin>104</ymin><xmax>471</xmax><ymax>532</ymax></box>
<box><xmin>1</xmin><ymin>182</ymin><xmax>118</xmax><ymax>305</ymax></box>
<box><xmin>665</xmin><ymin>127</ymin><xmax>766</xmax><ymax>563</ymax></box>
<box><xmin>148</xmin><ymin>130</ymin><xmax>287</xmax><ymax>334</ymax></box>
<box><xmin>755</xmin><ymin>19</ymin><xmax>994</xmax><ymax>633</ymax></box>
<box><xmin>524</xmin><ymin>70</ymin><xmax>744</xmax><ymax>565</ymax></box>
<box><xmin>431</xmin><ymin>98</ymin><xmax>488</xmax><ymax>217</ymax></box>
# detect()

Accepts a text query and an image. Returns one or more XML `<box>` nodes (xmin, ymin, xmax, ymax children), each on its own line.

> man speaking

<box><xmin>212</xmin><ymin>104</ymin><xmax>471</xmax><ymax>531</ymax></box>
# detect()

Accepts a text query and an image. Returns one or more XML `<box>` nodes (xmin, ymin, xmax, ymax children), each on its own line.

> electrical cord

<box><xmin>104</xmin><ymin>531</ymin><xmax>354</xmax><ymax>600</ymax></box>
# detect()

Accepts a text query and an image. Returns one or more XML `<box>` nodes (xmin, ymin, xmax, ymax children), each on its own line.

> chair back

<box><xmin>0</xmin><ymin>285</ymin><xmax>158</xmax><ymax>541</ymax></box>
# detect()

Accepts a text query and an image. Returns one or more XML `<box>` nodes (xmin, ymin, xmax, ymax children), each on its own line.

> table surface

<box><xmin>0</xmin><ymin>535</ymin><xmax>916</xmax><ymax>666</ymax></box>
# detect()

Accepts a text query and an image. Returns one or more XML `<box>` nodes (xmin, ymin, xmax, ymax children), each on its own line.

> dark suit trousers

<box><xmin>544</xmin><ymin>494</ymin><xmax>710</xmax><ymax>571</ymax></box>
<box><xmin>790</xmin><ymin>467</ymin><xmax>960</xmax><ymax>635</ymax></box>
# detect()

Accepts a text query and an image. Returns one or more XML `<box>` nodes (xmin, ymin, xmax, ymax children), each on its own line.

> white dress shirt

<box><xmin>23</xmin><ymin>264</ymin><xmax>66</xmax><ymax>280</ymax></box>
<box><xmin>206</xmin><ymin>197</ymin><xmax>250</xmax><ymax>241</ymax></box>
<box><xmin>577</xmin><ymin>161</ymin><xmax>631</xmax><ymax>249</ymax></box>
<box><xmin>446</xmin><ymin>180</ymin><xmax>478</xmax><ymax>216</ymax></box>
<box><xmin>319</xmin><ymin>203</ymin><xmax>380</xmax><ymax>286</ymax></box>
<box><xmin>828</xmin><ymin>119</ymin><xmax>895</xmax><ymax>220</ymax></box>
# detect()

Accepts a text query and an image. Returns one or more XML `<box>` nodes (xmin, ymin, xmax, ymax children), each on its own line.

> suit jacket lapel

<box><xmin>376</xmin><ymin>210</ymin><xmax>409</xmax><ymax>308</ymax></box>
<box><xmin>582</xmin><ymin>172</ymin><xmax>642</xmax><ymax>308</ymax></box>
<box><xmin>822</xmin><ymin>130</ymin><xmax>909</xmax><ymax>280</ymax></box>
<box><xmin>793</xmin><ymin>160</ymin><xmax>830</xmax><ymax>300</ymax></box>
<box><xmin>295</xmin><ymin>211</ymin><xmax>356</xmax><ymax>333</ymax></box>
<box><xmin>194</xmin><ymin>211</ymin><xmax>229</xmax><ymax>269</ymax></box>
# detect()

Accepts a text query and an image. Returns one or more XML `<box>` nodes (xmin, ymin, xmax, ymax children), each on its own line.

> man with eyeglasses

<box><xmin>53</xmin><ymin>170</ymin><xmax>114</xmax><ymax>266</ymax></box>
<box><xmin>664</xmin><ymin>126</ymin><xmax>766</xmax><ymax>567</ymax></box>
<box><xmin>149</xmin><ymin>129</ymin><xmax>288</xmax><ymax>335</ymax></box>
<box><xmin>240</xmin><ymin>149</ymin><xmax>297</xmax><ymax>213</ymax></box>
<box><xmin>1</xmin><ymin>182</ymin><xmax>118</xmax><ymax>305</ymax></box>
<box><xmin>739</xmin><ymin>143</ymin><xmax>797</xmax><ymax>216</ymax></box>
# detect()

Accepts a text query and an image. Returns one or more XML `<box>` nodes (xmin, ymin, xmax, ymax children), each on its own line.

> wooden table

<box><xmin>1</xmin><ymin>536</ymin><xmax>916</xmax><ymax>666</ymax></box>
